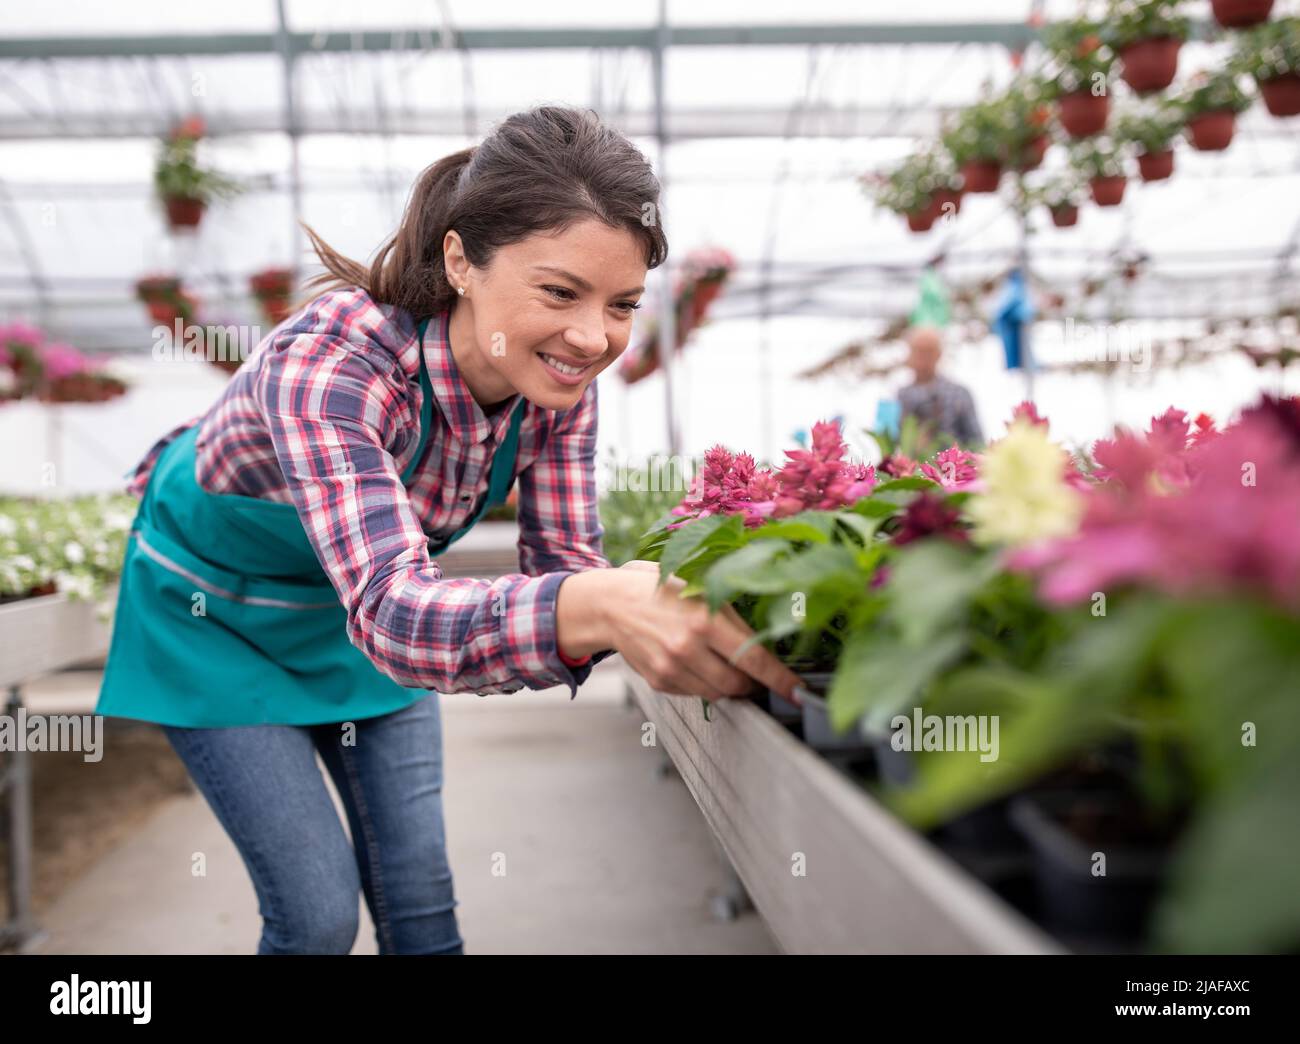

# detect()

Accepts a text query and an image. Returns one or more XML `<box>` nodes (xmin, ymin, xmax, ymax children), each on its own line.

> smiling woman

<box><xmin>95</xmin><ymin>104</ymin><xmax>801</xmax><ymax>956</ymax></box>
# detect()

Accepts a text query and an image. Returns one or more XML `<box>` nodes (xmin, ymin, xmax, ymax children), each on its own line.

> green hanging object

<box><xmin>909</xmin><ymin>267</ymin><xmax>951</xmax><ymax>328</ymax></box>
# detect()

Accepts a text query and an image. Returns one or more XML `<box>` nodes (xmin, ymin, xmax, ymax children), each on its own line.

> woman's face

<box><xmin>444</xmin><ymin>218</ymin><xmax>648</xmax><ymax>413</ymax></box>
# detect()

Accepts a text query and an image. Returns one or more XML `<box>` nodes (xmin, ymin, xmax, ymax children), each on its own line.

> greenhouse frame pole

<box><xmin>274</xmin><ymin>0</ymin><xmax>304</xmax><ymax>278</ymax></box>
<box><xmin>652</xmin><ymin>0</ymin><xmax>679</xmax><ymax>456</ymax></box>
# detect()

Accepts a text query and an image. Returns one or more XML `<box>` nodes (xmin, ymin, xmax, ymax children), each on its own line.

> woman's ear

<box><xmin>443</xmin><ymin>230</ymin><xmax>469</xmax><ymax>291</ymax></box>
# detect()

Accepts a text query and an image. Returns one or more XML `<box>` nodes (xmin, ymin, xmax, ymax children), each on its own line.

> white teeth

<box><xmin>541</xmin><ymin>353</ymin><xmax>584</xmax><ymax>376</ymax></box>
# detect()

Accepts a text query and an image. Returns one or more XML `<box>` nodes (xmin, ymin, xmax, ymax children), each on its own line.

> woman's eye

<box><xmin>616</xmin><ymin>301</ymin><xmax>642</xmax><ymax>315</ymax></box>
<box><xmin>543</xmin><ymin>285</ymin><xmax>576</xmax><ymax>301</ymax></box>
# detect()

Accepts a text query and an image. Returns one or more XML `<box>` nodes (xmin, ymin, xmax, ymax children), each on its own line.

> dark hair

<box><xmin>299</xmin><ymin>105</ymin><xmax>668</xmax><ymax>322</ymax></box>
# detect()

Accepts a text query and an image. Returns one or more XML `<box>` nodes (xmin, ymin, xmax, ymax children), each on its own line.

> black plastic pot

<box><xmin>1009</xmin><ymin>790</ymin><xmax>1173</xmax><ymax>943</ymax></box>
<box><xmin>796</xmin><ymin>672</ymin><xmax>871</xmax><ymax>753</ymax></box>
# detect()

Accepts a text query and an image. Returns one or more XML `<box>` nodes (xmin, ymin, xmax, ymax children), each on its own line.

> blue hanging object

<box><xmin>874</xmin><ymin>399</ymin><xmax>901</xmax><ymax>438</ymax></box>
<box><xmin>791</xmin><ymin>427</ymin><xmax>808</xmax><ymax>448</ymax></box>
<box><xmin>993</xmin><ymin>267</ymin><xmax>1036</xmax><ymax>370</ymax></box>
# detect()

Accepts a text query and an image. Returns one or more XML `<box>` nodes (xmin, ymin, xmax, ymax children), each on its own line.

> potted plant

<box><xmin>134</xmin><ymin>274</ymin><xmax>197</xmax><ymax>327</ymax></box>
<box><xmin>1211</xmin><ymin>0</ymin><xmax>1274</xmax><ymax>29</ymax></box>
<box><xmin>1104</xmin><ymin>0</ymin><xmax>1191</xmax><ymax>94</ymax></box>
<box><xmin>1001</xmin><ymin>77</ymin><xmax>1055</xmax><ymax>171</ymax></box>
<box><xmin>1115</xmin><ymin>102</ymin><xmax>1182</xmax><ymax>180</ymax></box>
<box><xmin>942</xmin><ymin>96</ymin><xmax>1011</xmax><ymax>193</ymax></box>
<box><xmin>249</xmin><ymin>266</ymin><xmax>296</xmax><ymax>326</ymax></box>
<box><xmin>865</xmin><ymin>151</ymin><xmax>958</xmax><ymax>234</ymax></box>
<box><xmin>1071</xmin><ymin>138</ymin><xmax>1130</xmax><ymax>206</ymax></box>
<box><xmin>1043</xmin><ymin>18</ymin><xmax>1116</xmax><ymax>138</ymax></box>
<box><xmin>1032</xmin><ymin>176</ymin><xmax>1086</xmax><ymax>226</ymax></box>
<box><xmin>1232</xmin><ymin>17</ymin><xmax>1300</xmax><ymax>117</ymax></box>
<box><xmin>1175</xmin><ymin>69</ymin><xmax>1254</xmax><ymax>149</ymax></box>
<box><xmin>153</xmin><ymin>115</ymin><xmax>242</xmax><ymax>231</ymax></box>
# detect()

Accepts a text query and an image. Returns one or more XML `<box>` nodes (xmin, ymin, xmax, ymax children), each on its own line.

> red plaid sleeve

<box><xmin>254</xmin><ymin>324</ymin><xmax>602</xmax><ymax>698</ymax></box>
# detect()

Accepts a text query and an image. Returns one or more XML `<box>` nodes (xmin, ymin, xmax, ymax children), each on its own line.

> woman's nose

<box><xmin>562</xmin><ymin>313</ymin><xmax>609</xmax><ymax>357</ymax></box>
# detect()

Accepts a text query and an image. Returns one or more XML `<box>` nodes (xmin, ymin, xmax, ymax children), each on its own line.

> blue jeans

<box><xmin>162</xmin><ymin>692</ymin><xmax>464</xmax><ymax>954</ymax></box>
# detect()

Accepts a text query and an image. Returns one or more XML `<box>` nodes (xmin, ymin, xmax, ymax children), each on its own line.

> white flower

<box><xmin>64</xmin><ymin>540</ymin><xmax>86</xmax><ymax>564</ymax></box>
<box><xmin>0</xmin><ymin>515</ymin><xmax>16</xmax><ymax>537</ymax></box>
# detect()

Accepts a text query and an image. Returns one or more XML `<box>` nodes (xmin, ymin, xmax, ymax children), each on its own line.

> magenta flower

<box><xmin>1010</xmin><ymin>401</ymin><xmax>1049</xmax><ymax>429</ymax></box>
<box><xmin>1009</xmin><ymin>394</ymin><xmax>1300</xmax><ymax>611</ymax></box>
<box><xmin>881</xmin><ymin>453</ymin><xmax>919</xmax><ymax>479</ymax></box>
<box><xmin>41</xmin><ymin>343</ymin><xmax>93</xmax><ymax>380</ymax></box>
<box><xmin>667</xmin><ymin>419</ymin><xmax>877</xmax><ymax>528</ymax></box>
<box><xmin>892</xmin><ymin>492</ymin><xmax>969</xmax><ymax>547</ymax></box>
<box><xmin>920</xmin><ymin>444</ymin><xmax>980</xmax><ymax>490</ymax></box>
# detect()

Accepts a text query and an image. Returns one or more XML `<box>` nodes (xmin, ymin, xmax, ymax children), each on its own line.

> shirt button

<box><xmin>459</xmin><ymin>494</ymin><xmax>471</xmax><ymax>501</ymax></box>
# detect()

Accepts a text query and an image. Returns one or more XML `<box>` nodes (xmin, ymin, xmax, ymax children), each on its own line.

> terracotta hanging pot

<box><xmin>1049</xmin><ymin>204</ymin><xmax>1080</xmax><ymax>227</ymax></box>
<box><xmin>1186</xmin><ymin>110</ymin><xmax>1237</xmax><ymax>150</ymax></box>
<box><xmin>1013</xmin><ymin>135</ymin><xmax>1051</xmax><ymax>171</ymax></box>
<box><xmin>1057</xmin><ymin>91</ymin><xmax>1110</xmax><ymax>138</ymax></box>
<box><xmin>960</xmin><ymin>159</ymin><xmax>1003</xmax><ymax>193</ymax></box>
<box><xmin>1258</xmin><ymin>74</ymin><xmax>1300</xmax><ymax>117</ymax></box>
<box><xmin>906</xmin><ymin>206</ymin><xmax>937</xmax><ymax>233</ymax></box>
<box><xmin>164</xmin><ymin>196</ymin><xmax>205</xmax><ymax>229</ymax></box>
<box><xmin>1089</xmin><ymin>175</ymin><xmax>1128</xmax><ymax>207</ymax></box>
<box><xmin>1210</xmin><ymin>0</ymin><xmax>1274</xmax><ymax>28</ymax></box>
<box><xmin>1119</xmin><ymin>37</ymin><xmax>1182</xmax><ymax>94</ymax></box>
<box><xmin>930</xmin><ymin>187</ymin><xmax>963</xmax><ymax>219</ymax></box>
<box><xmin>1137</xmin><ymin>149</ymin><xmax>1175</xmax><ymax>181</ymax></box>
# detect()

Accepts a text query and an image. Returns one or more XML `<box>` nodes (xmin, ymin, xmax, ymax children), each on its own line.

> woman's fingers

<box><xmin>710</xmin><ymin>603</ymin><xmax>806</xmax><ymax>706</ymax></box>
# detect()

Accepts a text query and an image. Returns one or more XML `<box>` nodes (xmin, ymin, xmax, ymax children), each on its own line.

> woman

<box><xmin>97</xmin><ymin>105</ymin><xmax>801</xmax><ymax>955</ymax></box>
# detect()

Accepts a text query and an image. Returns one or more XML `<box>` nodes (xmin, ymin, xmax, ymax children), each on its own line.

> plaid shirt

<box><xmin>125</xmin><ymin>287</ymin><xmax>615</xmax><ymax>698</ymax></box>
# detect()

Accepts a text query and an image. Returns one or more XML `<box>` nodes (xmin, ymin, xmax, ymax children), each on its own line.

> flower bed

<box><xmin>626</xmin><ymin>395</ymin><xmax>1300</xmax><ymax>953</ymax></box>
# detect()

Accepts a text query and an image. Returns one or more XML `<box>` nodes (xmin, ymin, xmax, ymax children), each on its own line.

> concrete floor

<box><xmin>22</xmin><ymin>658</ymin><xmax>778</xmax><ymax>955</ymax></box>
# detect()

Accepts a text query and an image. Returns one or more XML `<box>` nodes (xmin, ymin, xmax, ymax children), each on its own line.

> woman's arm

<box><xmin>254</xmin><ymin>324</ymin><xmax>603</xmax><ymax>698</ymax></box>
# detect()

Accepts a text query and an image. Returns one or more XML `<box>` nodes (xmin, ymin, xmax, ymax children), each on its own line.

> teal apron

<box><xmin>96</xmin><ymin>315</ymin><xmax>525</xmax><ymax>728</ymax></box>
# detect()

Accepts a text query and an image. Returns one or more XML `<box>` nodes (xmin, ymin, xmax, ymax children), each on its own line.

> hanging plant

<box><xmin>134</xmin><ymin>274</ymin><xmax>197</xmax><ymax>327</ymax></box>
<box><xmin>1175</xmin><ymin>69</ymin><xmax>1254</xmax><ymax>150</ymax></box>
<box><xmin>1115</xmin><ymin>102</ymin><xmax>1183</xmax><ymax>181</ymax></box>
<box><xmin>153</xmin><ymin>116</ymin><xmax>242</xmax><ymax>231</ymax></box>
<box><xmin>863</xmin><ymin>149</ymin><xmax>962</xmax><ymax>234</ymax></box>
<box><xmin>1103</xmin><ymin>0</ymin><xmax>1191</xmax><ymax>94</ymax></box>
<box><xmin>1001</xmin><ymin>77</ymin><xmax>1056</xmax><ymax>171</ymax></box>
<box><xmin>1042</xmin><ymin>18</ymin><xmax>1116</xmax><ymax>138</ymax></box>
<box><xmin>617</xmin><ymin>246</ymin><xmax>736</xmax><ymax>385</ymax></box>
<box><xmin>1071</xmin><ymin>138</ymin><xmax>1130</xmax><ymax>206</ymax></box>
<box><xmin>1029</xmin><ymin>175</ymin><xmax>1086</xmax><ymax>227</ymax></box>
<box><xmin>941</xmin><ymin>95</ymin><xmax>1011</xmax><ymax>193</ymax></box>
<box><xmin>249</xmin><ymin>266</ymin><xmax>296</xmax><ymax>326</ymax></box>
<box><xmin>1211</xmin><ymin>0</ymin><xmax>1275</xmax><ymax>29</ymax></box>
<box><xmin>1232</xmin><ymin>17</ymin><xmax>1300</xmax><ymax>117</ymax></box>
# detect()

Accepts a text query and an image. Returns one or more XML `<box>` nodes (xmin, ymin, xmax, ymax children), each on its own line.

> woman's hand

<box><xmin>556</xmin><ymin>560</ymin><xmax>804</xmax><ymax>704</ymax></box>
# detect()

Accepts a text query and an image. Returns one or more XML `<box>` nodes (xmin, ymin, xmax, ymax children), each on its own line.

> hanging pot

<box><xmin>960</xmin><ymin>159</ymin><xmax>1003</xmax><ymax>194</ymax></box>
<box><xmin>1013</xmin><ymin>134</ymin><xmax>1050</xmax><ymax>171</ymax></box>
<box><xmin>1057</xmin><ymin>91</ymin><xmax>1110</xmax><ymax>138</ymax></box>
<box><xmin>164</xmin><ymin>196</ymin><xmax>206</xmax><ymax>229</ymax></box>
<box><xmin>930</xmin><ymin>187</ymin><xmax>963</xmax><ymax>220</ymax></box>
<box><xmin>1258</xmin><ymin>73</ymin><xmax>1300</xmax><ymax>117</ymax></box>
<box><xmin>1049</xmin><ymin>204</ymin><xmax>1080</xmax><ymax>227</ymax></box>
<box><xmin>1089</xmin><ymin>175</ymin><xmax>1128</xmax><ymax>207</ymax></box>
<box><xmin>1186</xmin><ymin>109</ymin><xmax>1237</xmax><ymax>150</ymax></box>
<box><xmin>1210</xmin><ymin>0</ymin><xmax>1274</xmax><ymax>28</ymax></box>
<box><xmin>1136</xmin><ymin>149</ymin><xmax>1175</xmax><ymax>181</ymax></box>
<box><xmin>1118</xmin><ymin>37</ymin><xmax>1182</xmax><ymax>94</ymax></box>
<box><xmin>906</xmin><ymin>207</ymin><xmax>936</xmax><ymax>233</ymax></box>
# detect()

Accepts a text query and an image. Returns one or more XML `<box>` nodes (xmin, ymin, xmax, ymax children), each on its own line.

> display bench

<box><xmin>623</xmin><ymin>666</ymin><xmax>1062</xmax><ymax>954</ymax></box>
<box><xmin>0</xmin><ymin>586</ymin><xmax>116</xmax><ymax>952</ymax></box>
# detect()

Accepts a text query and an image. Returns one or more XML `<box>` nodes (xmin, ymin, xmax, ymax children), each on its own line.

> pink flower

<box><xmin>41</xmin><ymin>342</ymin><xmax>93</xmax><ymax>380</ymax></box>
<box><xmin>1009</xmin><ymin>394</ymin><xmax>1300</xmax><ymax>611</ymax></box>
<box><xmin>920</xmin><ymin>444</ymin><xmax>980</xmax><ymax>489</ymax></box>
<box><xmin>1010</xmin><ymin>401</ymin><xmax>1048</xmax><ymax>429</ymax></box>
<box><xmin>881</xmin><ymin>453</ymin><xmax>918</xmax><ymax>479</ymax></box>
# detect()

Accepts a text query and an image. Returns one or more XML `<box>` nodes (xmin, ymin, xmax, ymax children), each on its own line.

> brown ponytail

<box><xmin>297</xmin><ymin>107</ymin><xmax>668</xmax><ymax>324</ymax></box>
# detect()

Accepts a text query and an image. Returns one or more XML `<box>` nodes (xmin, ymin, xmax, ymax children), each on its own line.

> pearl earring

<box><xmin>456</xmin><ymin>285</ymin><xmax>465</xmax><ymax>296</ymax></box>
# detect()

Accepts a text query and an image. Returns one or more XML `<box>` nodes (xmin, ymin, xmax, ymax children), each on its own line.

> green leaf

<box><xmin>658</xmin><ymin>513</ymin><xmax>743</xmax><ymax>584</ymax></box>
<box><xmin>702</xmin><ymin>540</ymin><xmax>792</xmax><ymax>608</ymax></box>
<box><xmin>874</xmin><ymin>477</ymin><xmax>940</xmax><ymax>493</ymax></box>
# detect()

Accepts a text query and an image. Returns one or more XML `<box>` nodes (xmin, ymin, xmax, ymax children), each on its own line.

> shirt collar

<box><xmin>420</xmin><ymin>309</ymin><xmax>523</xmax><ymax>447</ymax></box>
